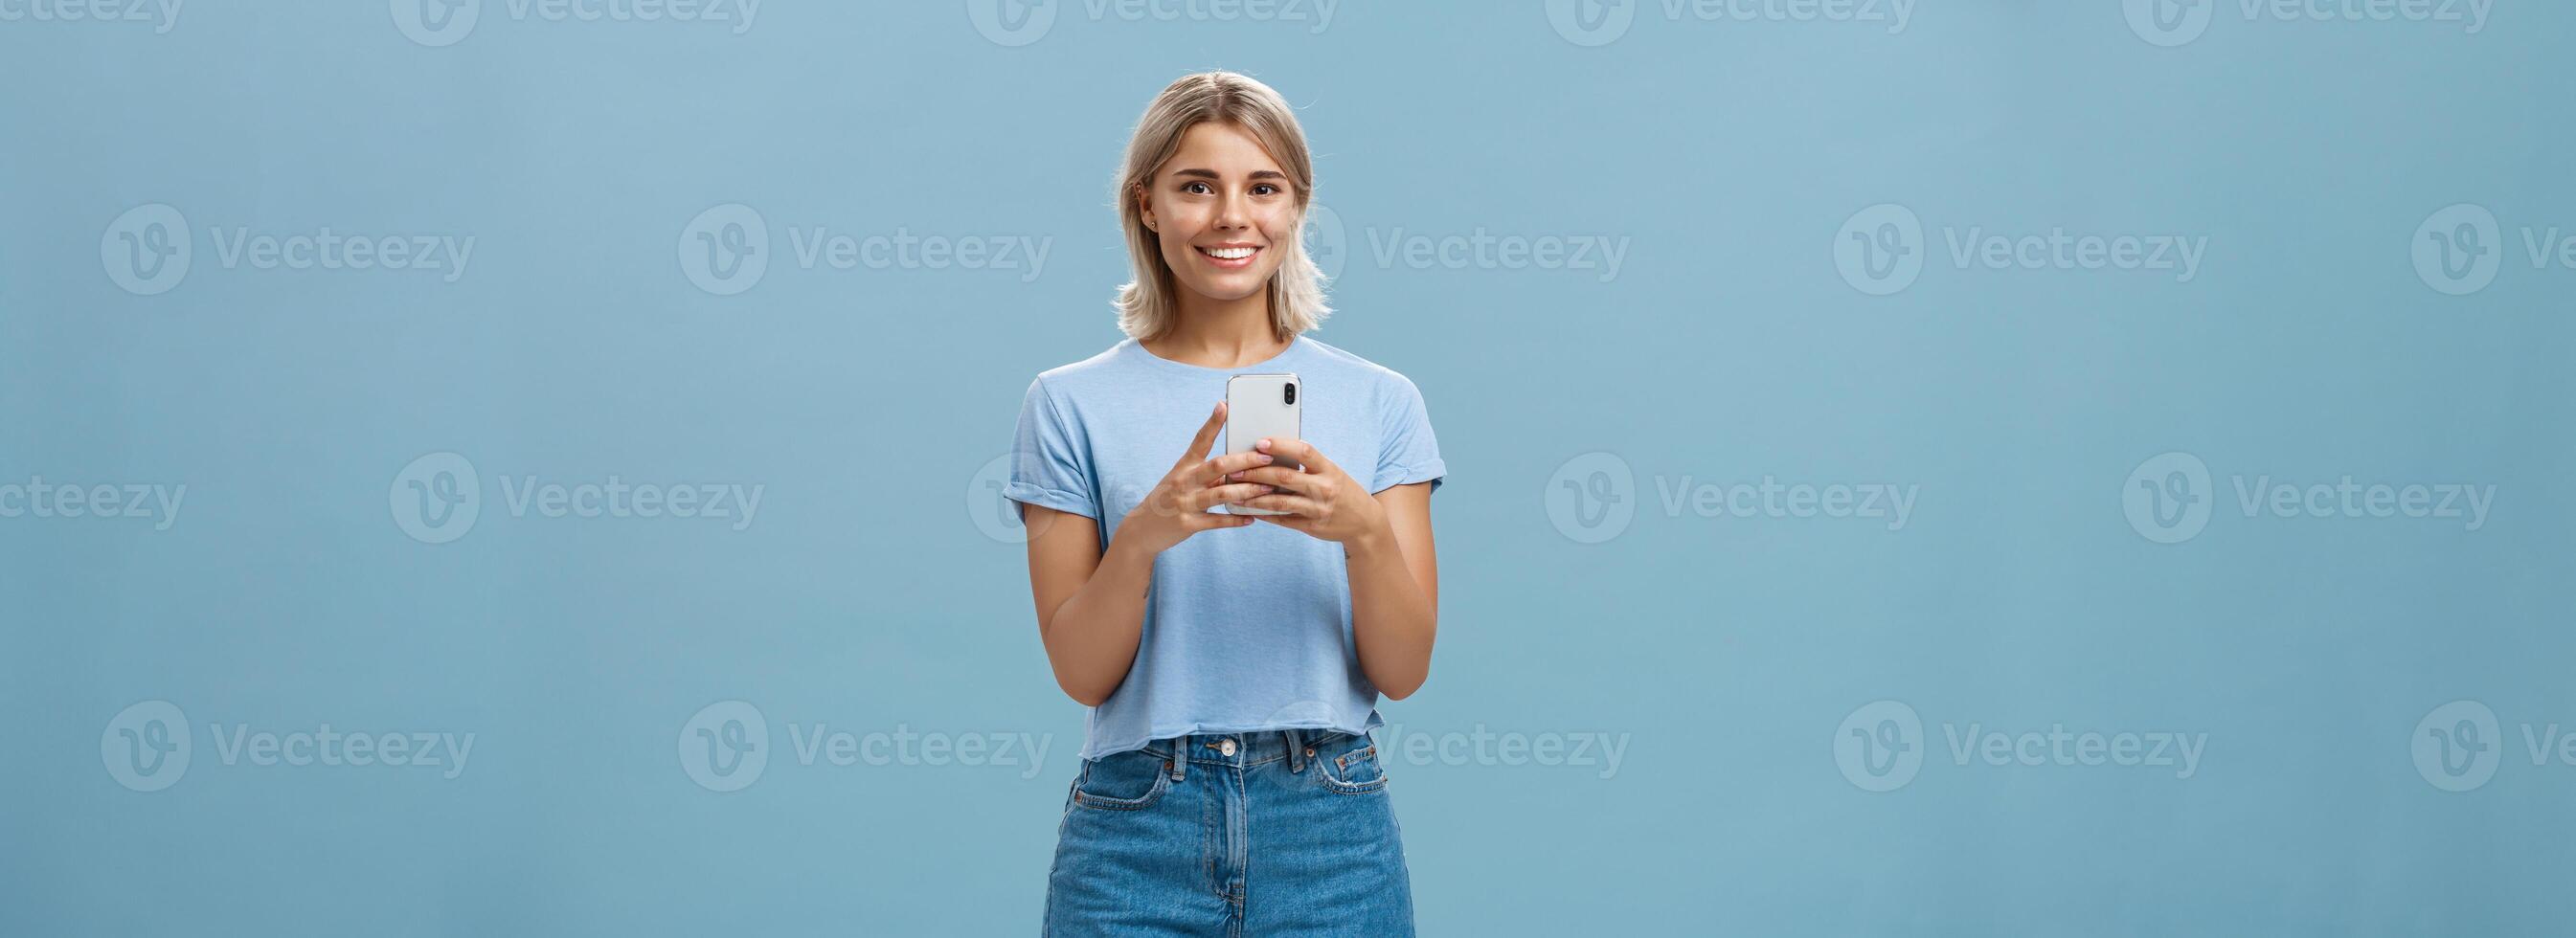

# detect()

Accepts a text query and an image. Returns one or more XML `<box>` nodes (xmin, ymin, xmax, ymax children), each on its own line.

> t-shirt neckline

<box><xmin>1121</xmin><ymin>334</ymin><xmax>1307</xmax><ymax>376</ymax></box>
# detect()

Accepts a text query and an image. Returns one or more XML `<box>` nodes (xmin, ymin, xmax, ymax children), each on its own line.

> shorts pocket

<box><xmin>1316</xmin><ymin>736</ymin><xmax>1390</xmax><ymax>795</ymax></box>
<box><xmin>1072</xmin><ymin>749</ymin><xmax>1172</xmax><ymax>811</ymax></box>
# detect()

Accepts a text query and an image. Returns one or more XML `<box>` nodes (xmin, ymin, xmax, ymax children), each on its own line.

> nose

<box><xmin>1214</xmin><ymin>188</ymin><xmax>1252</xmax><ymax>232</ymax></box>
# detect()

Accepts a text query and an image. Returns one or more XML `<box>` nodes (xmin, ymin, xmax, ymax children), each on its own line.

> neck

<box><xmin>1146</xmin><ymin>285</ymin><xmax>1289</xmax><ymax>368</ymax></box>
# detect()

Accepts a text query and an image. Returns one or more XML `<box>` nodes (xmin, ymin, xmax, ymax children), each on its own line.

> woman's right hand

<box><xmin>1117</xmin><ymin>401</ymin><xmax>1277</xmax><ymax>556</ymax></box>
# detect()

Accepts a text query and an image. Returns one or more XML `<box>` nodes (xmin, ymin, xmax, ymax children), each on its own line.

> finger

<box><xmin>1184</xmin><ymin>482</ymin><xmax>1275</xmax><ymax>511</ymax></box>
<box><xmin>1228</xmin><ymin>466</ymin><xmax>1322</xmax><ymax>497</ymax></box>
<box><xmin>1173</xmin><ymin>401</ymin><xmax>1228</xmax><ymax>472</ymax></box>
<box><xmin>1186</xmin><ymin>509</ymin><xmax>1258</xmax><ymax>531</ymax></box>
<box><xmin>1237</xmin><ymin>494</ymin><xmax>1324</xmax><ymax>517</ymax></box>
<box><xmin>1189</xmin><ymin>450</ymin><xmax>1277</xmax><ymax>485</ymax></box>
<box><xmin>1254</xmin><ymin>513</ymin><xmax>1314</xmax><ymax>533</ymax></box>
<box><xmin>1256</xmin><ymin>437</ymin><xmax>1335</xmax><ymax>476</ymax></box>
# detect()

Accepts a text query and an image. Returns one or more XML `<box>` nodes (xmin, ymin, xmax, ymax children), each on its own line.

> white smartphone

<box><xmin>1223</xmin><ymin>372</ymin><xmax>1302</xmax><ymax>515</ymax></box>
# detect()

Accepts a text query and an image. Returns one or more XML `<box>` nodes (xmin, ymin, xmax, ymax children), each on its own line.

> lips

<box><xmin>1194</xmin><ymin>244</ymin><xmax>1261</xmax><ymax>269</ymax></box>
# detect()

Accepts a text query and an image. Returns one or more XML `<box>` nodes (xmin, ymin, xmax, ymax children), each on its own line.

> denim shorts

<box><xmin>1043</xmin><ymin>728</ymin><xmax>1415</xmax><ymax>936</ymax></box>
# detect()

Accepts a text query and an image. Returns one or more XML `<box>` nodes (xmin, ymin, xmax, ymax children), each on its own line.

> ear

<box><xmin>1134</xmin><ymin>185</ymin><xmax>1158</xmax><ymax>234</ymax></box>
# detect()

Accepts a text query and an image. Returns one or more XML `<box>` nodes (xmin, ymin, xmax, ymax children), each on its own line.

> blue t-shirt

<box><xmin>1006</xmin><ymin>334</ymin><xmax>1446</xmax><ymax>760</ymax></box>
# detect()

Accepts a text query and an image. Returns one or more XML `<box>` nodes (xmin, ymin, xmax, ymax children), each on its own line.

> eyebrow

<box><xmin>1170</xmin><ymin>168</ymin><xmax>1290</xmax><ymax>182</ymax></box>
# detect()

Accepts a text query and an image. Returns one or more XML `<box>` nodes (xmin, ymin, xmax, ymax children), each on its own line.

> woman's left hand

<box><xmin>1227</xmin><ymin>438</ymin><xmax>1389</xmax><ymax>546</ymax></box>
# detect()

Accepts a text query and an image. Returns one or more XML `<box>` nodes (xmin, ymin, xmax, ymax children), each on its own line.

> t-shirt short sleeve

<box><xmin>1371</xmin><ymin>375</ymin><xmax>1446</xmax><ymax>495</ymax></box>
<box><xmin>1005</xmin><ymin>377</ymin><xmax>1096</xmax><ymax>519</ymax></box>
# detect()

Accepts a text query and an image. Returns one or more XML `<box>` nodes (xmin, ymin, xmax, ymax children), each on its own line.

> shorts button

<box><xmin>1219</xmin><ymin>738</ymin><xmax>1237</xmax><ymax>756</ymax></box>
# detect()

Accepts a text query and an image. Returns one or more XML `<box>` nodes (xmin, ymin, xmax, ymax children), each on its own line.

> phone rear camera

<box><xmin>1283</xmin><ymin>383</ymin><xmax>1296</xmax><ymax>405</ymax></box>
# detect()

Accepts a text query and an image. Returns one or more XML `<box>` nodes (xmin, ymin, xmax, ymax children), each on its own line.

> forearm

<box><xmin>1344</xmin><ymin>525</ymin><xmax>1436</xmax><ymax>700</ymax></box>
<box><xmin>1040</xmin><ymin>526</ymin><xmax>1160</xmax><ymax>706</ymax></box>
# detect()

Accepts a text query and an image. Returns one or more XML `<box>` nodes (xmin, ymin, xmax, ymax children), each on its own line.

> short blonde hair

<box><xmin>1114</xmin><ymin>72</ymin><xmax>1330</xmax><ymax>342</ymax></box>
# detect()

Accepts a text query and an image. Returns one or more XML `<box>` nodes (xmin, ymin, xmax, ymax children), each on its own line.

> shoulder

<box><xmin>1299</xmin><ymin>336</ymin><xmax>1428</xmax><ymax>408</ymax></box>
<box><xmin>1026</xmin><ymin>340</ymin><xmax>1133</xmax><ymax>399</ymax></box>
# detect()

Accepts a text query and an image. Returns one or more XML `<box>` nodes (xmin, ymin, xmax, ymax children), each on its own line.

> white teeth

<box><xmin>1201</xmin><ymin>246</ymin><xmax>1256</xmax><ymax>260</ymax></box>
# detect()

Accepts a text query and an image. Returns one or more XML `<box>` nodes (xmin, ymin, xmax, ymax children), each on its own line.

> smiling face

<box><xmin>1135</xmin><ymin>122</ymin><xmax>1302</xmax><ymax>311</ymax></box>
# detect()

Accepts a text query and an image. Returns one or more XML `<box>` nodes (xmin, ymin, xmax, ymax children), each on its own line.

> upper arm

<box><xmin>1372</xmin><ymin>481</ymin><xmax>1438</xmax><ymax>615</ymax></box>
<box><xmin>1021</xmin><ymin>502</ymin><xmax>1101</xmax><ymax>636</ymax></box>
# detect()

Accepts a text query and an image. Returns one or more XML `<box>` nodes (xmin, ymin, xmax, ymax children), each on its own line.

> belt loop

<box><xmin>1286</xmin><ymin>729</ymin><xmax>1305</xmax><ymax>773</ymax></box>
<box><xmin>1169</xmin><ymin>735</ymin><xmax>1187</xmax><ymax>782</ymax></box>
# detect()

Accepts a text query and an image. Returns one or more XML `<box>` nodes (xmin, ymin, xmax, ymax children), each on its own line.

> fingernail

<box><xmin>1257</xmin><ymin>438</ymin><xmax>1271</xmax><ymax>450</ymax></box>
<box><xmin>1256</xmin><ymin>455</ymin><xmax>1272</xmax><ymax>464</ymax></box>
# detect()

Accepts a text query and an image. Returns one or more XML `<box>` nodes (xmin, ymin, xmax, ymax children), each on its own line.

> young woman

<box><xmin>1005</xmin><ymin>72</ymin><xmax>1444</xmax><ymax>935</ymax></box>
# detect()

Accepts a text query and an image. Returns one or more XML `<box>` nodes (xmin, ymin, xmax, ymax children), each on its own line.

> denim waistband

<box><xmin>1139</xmin><ymin>728</ymin><xmax>1361</xmax><ymax>774</ymax></box>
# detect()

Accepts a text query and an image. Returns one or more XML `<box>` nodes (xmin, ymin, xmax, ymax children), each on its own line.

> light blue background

<box><xmin>5</xmin><ymin>2</ymin><xmax>2571</xmax><ymax>934</ymax></box>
